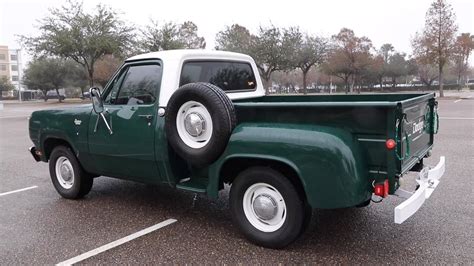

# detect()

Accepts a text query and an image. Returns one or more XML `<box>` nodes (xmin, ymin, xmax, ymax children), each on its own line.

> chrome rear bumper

<box><xmin>394</xmin><ymin>156</ymin><xmax>446</xmax><ymax>224</ymax></box>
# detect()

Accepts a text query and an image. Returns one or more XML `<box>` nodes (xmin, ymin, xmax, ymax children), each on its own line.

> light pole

<box><xmin>16</xmin><ymin>49</ymin><xmax>21</xmax><ymax>101</ymax></box>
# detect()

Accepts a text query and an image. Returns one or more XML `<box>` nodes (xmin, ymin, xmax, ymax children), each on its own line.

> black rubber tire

<box><xmin>299</xmin><ymin>203</ymin><xmax>313</xmax><ymax>237</ymax></box>
<box><xmin>199</xmin><ymin>83</ymin><xmax>237</xmax><ymax>128</ymax></box>
<box><xmin>165</xmin><ymin>82</ymin><xmax>236</xmax><ymax>166</ymax></box>
<box><xmin>230</xmin><ymin>167</ymin><xmax>306</xmax><ymax>249</ymax></box>
<box><xmin>49</xmin><ymin>146</ymin><xmax>93</xmax><ymax>199</ymax></box>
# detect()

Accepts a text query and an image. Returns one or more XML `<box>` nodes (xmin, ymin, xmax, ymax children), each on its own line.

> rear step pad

<box><xmin>176</xmin><ymin>178</ymin><xmax>208</xmax><ymax>193</ymax></box>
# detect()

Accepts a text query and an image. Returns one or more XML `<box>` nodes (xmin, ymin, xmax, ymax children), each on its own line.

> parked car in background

<box><xmin>80</xmin><ymin>91</ymin><xmax>91</xmax><ymax>100</ymax></box>
<box><xmin>44</xmin><ymin>90</ymin><xmax>66</xmax><ymax>101</ymax></box>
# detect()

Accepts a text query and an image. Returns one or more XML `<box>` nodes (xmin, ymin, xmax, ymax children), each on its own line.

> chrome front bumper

<box><xmin>394</xmin><ymin>156</ymin><xmax>446</xmax><ymax>224</ymax></box>
<box><xmin>29</xmin><ymin>146</ymin><xmax>41</xmax><ymax>162</ymax></box>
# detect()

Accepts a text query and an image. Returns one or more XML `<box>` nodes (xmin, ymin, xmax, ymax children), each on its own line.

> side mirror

<box><xmin>90</xmin><ymin>87</ymin><xmax>113</xmax><ymax>135</ymax></box>
<box><xmin>89</xmin><ymin>87</ymin><xmax>104</xmax><ymax>114</ymax></box>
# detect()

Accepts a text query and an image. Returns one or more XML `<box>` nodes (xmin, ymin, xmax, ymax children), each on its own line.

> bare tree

<box><xmin>93</xmin><ymin>54</ymin><xmax>122</xmax><ymax>87</ymax></box>
<box><xmin>412</xmin><ymin>0</ymin><xmax>458</xmax><ymax>97</ymax></box>
<box><xmin>452</xmin><ymin>33</ymin><xmax>474</xmax><ymax>85</ymax></box>
<box><xmin>419</xmin><ymin>65</ymin><xmax>439</xmax><ymax>88</ymax></box>
<box><xmin>323</xmin><ymin>28</ymin><xmax>372</xmax><ymax>93</ymax></box>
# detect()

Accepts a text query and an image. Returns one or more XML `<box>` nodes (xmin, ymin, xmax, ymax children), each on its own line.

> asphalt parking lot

<box><xmin>1</xmin><ymin>94</ymin><xmax>473</xmax><ymax>264</ymax></box>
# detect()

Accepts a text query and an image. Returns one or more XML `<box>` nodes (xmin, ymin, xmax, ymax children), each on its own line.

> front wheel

<box><xmin>230</xmin><ymin>167</ymin><xmax>308</xmax><ymax>248</ymax></box>
<box><xmin>49</xmin><ymin>146</ymin><xmax>93</xmax><ymax>199</ymax></box>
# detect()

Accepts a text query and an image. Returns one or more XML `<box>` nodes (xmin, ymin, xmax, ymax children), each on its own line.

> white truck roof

<box><xmin>127</xmin><ymin>49</ymin><xmax>254</xmax><ymax>62</ymax></box>
<box><xmin>127</xmin><ymin>50</ymin><xmax>265</xmax><ymax>106</ymax></box>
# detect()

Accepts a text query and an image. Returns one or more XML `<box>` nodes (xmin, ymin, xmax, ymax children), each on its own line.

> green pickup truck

<box><xmin>29</xmin><ymin>50</ymin><xmax>445</xmax><ymax>248</ymax></box>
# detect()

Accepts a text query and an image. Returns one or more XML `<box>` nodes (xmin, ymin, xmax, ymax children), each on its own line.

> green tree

<box><xmin>21</xmin><ymin>0</ymin><xmax>135</xmax><ymax>87</ymax></box>
<box><xmin>374</xmin><ymin>44</ymin><xmax>395</xmax><ymax>88</ymax></box>
<box><xmin>23</xmin><ymin>58</ymin><xmax>78</xmax><ymax>102</ymax></box>
<box><xmin>0</xmin><ymin>77</ymin><xmax>15</xmax><ymax>99</ymax></box>
<box><xmin>66</xmin><ymin>62</ymin><xmax>89</xmax><ymax>96</ymax></box>
<box><xmin>380</xmin><ymin>43</ymin><xmax>394</xmax><ymax>63</ymax></box>
<box><xmin>215</xmin><ymin>24</ymin><xmax>254</xmax><ymax>54</ymax></box>
<box><xmin>252</xmin><ymin>25</ymin><xmax>286</xmax><ymax>92</ymax></box>
<box><xmin>386</xmin><ymin>52</ymin><xmax>409</xmax><ymax>87</ymax></box>
<box><xmin>412</xmin><ymin>0</ymin><xmax>458</xmax><ymax>97</ymax></box>
<box><xmin>139</xmin><ymin>20</ymin><xmax>205</xmax><ymax>51</ymax></box>
<box><xmin>179</xmin><ymin>21</ymin><xmax>206</xmax><ymax>49</ymax></box>
<box><xmin>293</xmin><ymin>32</ymin><xmax>328</xmax><ymax>94</ymax></box>
<box><xmin>215</xmin><ymin>24</ymin><xmax>280</xmax><ymax>89</ymax></box>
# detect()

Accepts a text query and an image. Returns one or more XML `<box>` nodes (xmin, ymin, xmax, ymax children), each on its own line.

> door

<box><xmin>88</xmin><ymin>62</ymin><xmax>163</xmax><ymax>183</ymax></box>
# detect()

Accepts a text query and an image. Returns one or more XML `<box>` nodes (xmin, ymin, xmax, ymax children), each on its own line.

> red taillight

<box><xmin>374</xmin><ymin>179</ymin><xmax>389</xmax><ymax>198</ymax></box>
<box><xmin>386</xmin><ymin>139</ymin><xmax>396</xmax><ymax>150</ymax></box>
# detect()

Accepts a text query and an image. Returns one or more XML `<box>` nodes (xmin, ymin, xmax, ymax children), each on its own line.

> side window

<box><xmin>104</xmin><ymin>68</ymin><xmax>127</xmax><ymax>104</ymax></box>
<box><xmin>115</xmin><ymin>64</ymin><xmax>161</xmax><ymax>105</ymax></box>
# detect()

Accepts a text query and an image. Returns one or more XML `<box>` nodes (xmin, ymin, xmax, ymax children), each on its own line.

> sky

<box><xmin>1</xmin><ymin>0</ymin><xmax>473</xmax><ymax>67</ymax></box>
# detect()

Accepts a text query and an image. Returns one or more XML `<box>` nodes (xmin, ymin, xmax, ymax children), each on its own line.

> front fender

<box><xmin>209</xmin><ymin>123</ymin><xmax>370</xmax><ymax>208</ymax></box>
<box><xmin>30</xmin><ymin>106</ymin><xmax>93</xmax><ymax>169</ymax></box>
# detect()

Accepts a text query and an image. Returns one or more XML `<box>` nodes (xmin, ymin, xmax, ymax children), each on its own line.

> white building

<box><xmin>0</xmin><ymin>45</ymin><xmax>23</xmax><ymax>98</ymax></box>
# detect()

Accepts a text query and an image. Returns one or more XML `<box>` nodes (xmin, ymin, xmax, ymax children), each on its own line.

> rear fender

<box><xmin>208</xmin><ymin>123</ymin><xmax>371</xmax><ymax>208</ymax></box>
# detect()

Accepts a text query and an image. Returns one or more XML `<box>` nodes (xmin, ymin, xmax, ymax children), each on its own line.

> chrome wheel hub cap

<box><xmin>184</xmin><ymin>112</ymin><xmax>205</xmax><ymax>137</ymax></box>
<box><xmin>60</xmin><ymin>164</ymin><xmax>73</xmax><ymax>182</ymax></box>
<box><xmin>242</xmin><ymin>183</ymin><xmax>287</xmax><ymax>232</ymax></box>
<box><xmin>176</xmin><ymin>101</ymin><xmax>213</xmax><ymax>149</ymax></box>
<box><xmin>55</xmin><ymin>156</ymin><xmax>75</xmax><ymax>189</ymax></box>
<box><xmin>252</xmin><ymin>194</ymin><xmax>278</xmax><ymax>221</ymax></box>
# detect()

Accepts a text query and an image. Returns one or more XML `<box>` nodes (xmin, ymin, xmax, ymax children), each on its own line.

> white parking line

<box><xmin>440</xmin><ymin>117</ymin><xmax>474</xmax><ymax>120</ymax></box>
<box><xmin>454</xmin><ymin>99</ymin><xmax>462</xmax><ymax>103</ymax></box>
<box><xmin>0</xmin><ymin>115</ymin><xmax>29</xmax><ymax>119</ymax></box>
<box><xmin>0</xmin><ymin>186</ymin><xmax>38</xmax><ymax>197</ymax></box>
<box><xmin>57</xmin><ymin>218</ymin><xmax>178</xmax><ymax>265</ymax></box>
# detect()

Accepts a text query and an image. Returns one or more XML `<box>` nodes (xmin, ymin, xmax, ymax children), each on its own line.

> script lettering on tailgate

<box><xmin>412</xmin><ymin>120</ymin><xmax>424</xmax><ymax>134</ymax></box>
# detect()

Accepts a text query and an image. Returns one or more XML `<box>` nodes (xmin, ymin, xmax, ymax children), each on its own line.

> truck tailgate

<box><xmin>398</xmin><ymin>95</ymin><xmax>437</xmax><ymax>173</ymax></box>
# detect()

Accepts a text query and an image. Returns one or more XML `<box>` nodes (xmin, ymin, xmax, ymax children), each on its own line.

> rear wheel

<box><xmin>49</xmin><ymin>146</ymin><xmax>93</xmax><ymax>199</ymax></box>
<box><xmin>229</xmin><ymin>167</ymin><xmax>307</xmax><ymax>248</ymax></box>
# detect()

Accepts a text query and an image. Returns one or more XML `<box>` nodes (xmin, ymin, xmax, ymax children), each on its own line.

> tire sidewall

<box><xmin>49</xmin><ymin>146</ymin><xmax>86</xmax><ymax>199</ymax></box>
<box><xmin>230</xmin><ymin>167</ymin><xmax>305</xmax><ymax>248</ymax></box>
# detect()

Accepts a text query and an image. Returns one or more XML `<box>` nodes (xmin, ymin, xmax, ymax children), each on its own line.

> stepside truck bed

<box><xmin>234</xmin><ymin>93</ymin><xmax>438</xmax><ymax>194</ymax></box>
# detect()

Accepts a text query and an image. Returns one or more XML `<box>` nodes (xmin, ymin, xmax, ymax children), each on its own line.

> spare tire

<box><xmin>165</xmin><ymin>82</ymin><xmax>236</xmax><ymax>166</ymax></box>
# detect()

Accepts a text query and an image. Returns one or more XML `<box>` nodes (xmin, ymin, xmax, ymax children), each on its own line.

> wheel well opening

<box><xmin>219</xmin><ymin>157</ymin><xmax>307</xmax><ymax>202</ymax></box>
<box><xmin>43</xmin><ymin>138</ymin><xmax>74</xmax><ymax>161</ymax></box>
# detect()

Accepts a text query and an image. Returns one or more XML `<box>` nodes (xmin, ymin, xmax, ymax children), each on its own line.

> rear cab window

<box><xmin>179</xmin><ymin>61</ymin><xmax>257</xmax><ymax>92</ymax></box>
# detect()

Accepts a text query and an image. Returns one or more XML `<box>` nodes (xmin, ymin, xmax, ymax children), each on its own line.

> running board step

<box><xmin>176</xmin><ymin>178</ymin><xmax>208</xmax><ymax>193</ymax></box>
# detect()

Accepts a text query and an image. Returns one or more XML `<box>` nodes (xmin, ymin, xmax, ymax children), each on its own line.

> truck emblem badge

<box><xmin>74</xmin><ymin>119</ymin><xmax>82</xmax><ymax>126</ymax></box>
<box><xmin>412</xmin><ymin>120</ymin><xmax>424</xmax><ymax>134</ymax></box>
